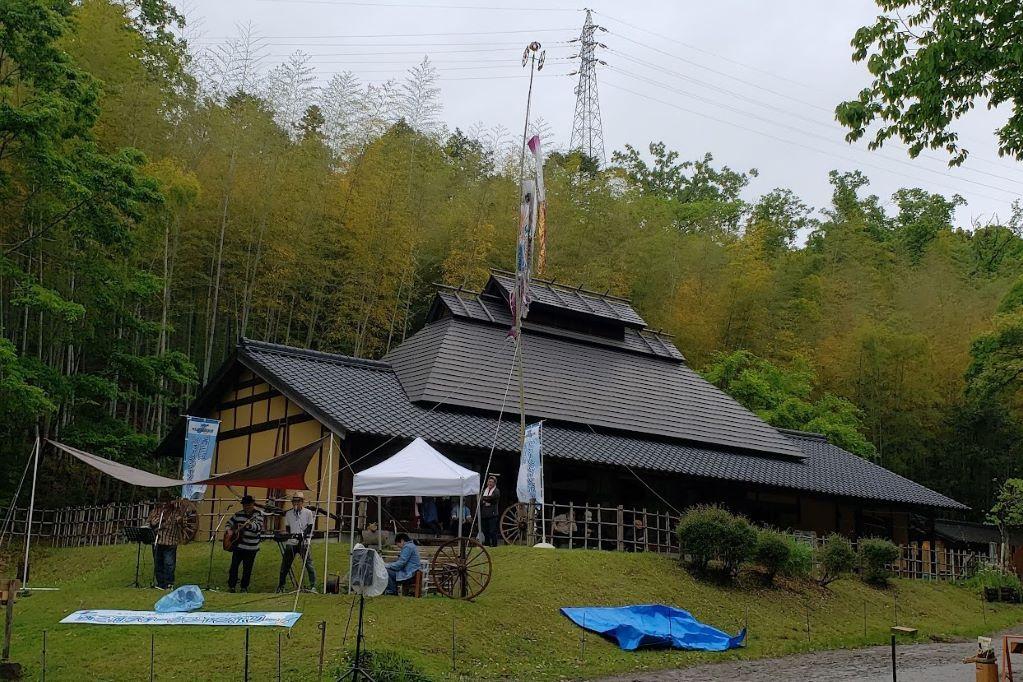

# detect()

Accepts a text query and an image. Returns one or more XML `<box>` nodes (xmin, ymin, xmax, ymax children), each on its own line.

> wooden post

<box><xmin>2</xmin><ymin>579</ymin><xmax>19</xmax><ymax>661</ymax></box>
<box><xmin>568</xmin><ymin>502</ymin><xmax>574</xmax><ymax>550</ymax></box>
<box><xmin>616</xmin><ymin>505</ymin><xmax>624</xmax><ymax>552</ymax></box>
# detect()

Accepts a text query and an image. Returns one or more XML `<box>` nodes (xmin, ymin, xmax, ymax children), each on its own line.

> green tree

<box><xmin>836</xmin><ymin>0</ymin><xmax>1023</xmax><ymax>164</ymax></box>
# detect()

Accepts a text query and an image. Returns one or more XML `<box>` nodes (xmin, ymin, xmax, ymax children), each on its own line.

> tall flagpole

<box><xmin>22</xmin><ymin>425</ymin><xmax>40</xmax><ymax>590</ymax></box>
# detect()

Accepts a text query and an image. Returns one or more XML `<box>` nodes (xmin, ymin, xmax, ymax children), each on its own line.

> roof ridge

<box><xmin>239</xmin><ymin>338</ymin><xmax>392</xmax><ymax>371</ymax></box>
<box><xmin>777</xmin><ymin>428</ymin><xmax>829</xmax><ymax>441</ymax></box>
<box><xmin>489</xmin><ymin>268</ymin><xmax>634</xmax><ymax>304</ymax></box>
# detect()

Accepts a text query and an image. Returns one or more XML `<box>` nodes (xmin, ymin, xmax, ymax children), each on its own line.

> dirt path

<box><xmin>595</xmin><ymin>631</ymin><xmax>1016</xmax><ymax>681</ymax></box>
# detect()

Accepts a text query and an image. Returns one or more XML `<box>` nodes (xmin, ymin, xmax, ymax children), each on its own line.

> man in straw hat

<box><xmin>276</xmin><ymin>491</ymin><xmax>317</xmax><ymax>593</ymax></box>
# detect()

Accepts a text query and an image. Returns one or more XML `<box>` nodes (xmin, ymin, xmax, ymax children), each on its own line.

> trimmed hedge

<box><xmin>676</xmin><ymin>505</ymin><xmax>756</xmax><ymax>575</ymax></box>
<box><xmin>858</xmin><ymin>537</ymin><xmax>900</xmax><ymax>585</ymax></box>
<box><xmin>782</xmin><ymin>538</ymin><xmax>814</xmax><ymax>579</ymax></box>
<box><xmin>753</xmin><ymin>529</ymin><xmax>792</xmax><ymax>582</ymax></box>
<box><xmin>817</xmin><ymin>533</ymin><xmax>856</xmax><ymax>586</ymax></box>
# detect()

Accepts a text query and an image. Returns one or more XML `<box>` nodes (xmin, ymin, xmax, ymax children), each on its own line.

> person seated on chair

<box><xmin>448</xmin><ymin>500</ymin><xmax>472</xmax><ymax>535</ymax></box>
<box><xmin>384</xmin><ymin>533</ymin><xmax>421</xmax><ymax>595</ymax></box>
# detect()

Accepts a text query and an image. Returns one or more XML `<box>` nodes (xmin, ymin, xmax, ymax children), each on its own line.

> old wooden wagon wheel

<box><xmin>500</xmin><ymin>502</ymin><xmax>540</xmax><ymax>545</ymax></box>
<box><xmin>432</xmin><ymin>537</ymin><xmax>492</xmax><ymax>600</ymax></box>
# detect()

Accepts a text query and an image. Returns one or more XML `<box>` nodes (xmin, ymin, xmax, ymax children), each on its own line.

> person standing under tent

<box><xmin>226</xmin><ymin>495</ymin><xmax>264</xmax><ymax>592</ymax></box>
<box><xmin>147</xmin><ymin>493</ymin><xmax>197</xmax><ymax>589</ymax></box>
<box><xmin>448</xmin><ymin>498</ymin><xmax>472</xmax><ymax>535</ymax></box>
<box><xmin>384</xmin><ymin>533</ymin><xmax>421</xmax><ymax>595</ymax></box>
<box><xmin>480</xmin><ymin>475</ymin><xmax>501</xmax><ymax>547</ymax></box>
<box><xmin>276</xmin><ymin>492</ymin><xmax>317</xmax><ymax>593</ymax></box>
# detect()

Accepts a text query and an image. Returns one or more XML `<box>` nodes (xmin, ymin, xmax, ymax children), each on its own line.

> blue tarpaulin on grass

<box><xmin>561</xmin><ymin>604</ymin><xmax>746</xmax><ymax>652</ymax></box>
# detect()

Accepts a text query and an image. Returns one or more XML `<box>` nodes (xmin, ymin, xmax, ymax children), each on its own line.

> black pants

<box><xmin>228</xmin><ymin>549</ymin><xmax>258</xmax><ymax>589</ymax></box>
<box><xmin>482</xmin><ymin>515</ymin><xmax>499</xmax><ymax>547</ymax></box>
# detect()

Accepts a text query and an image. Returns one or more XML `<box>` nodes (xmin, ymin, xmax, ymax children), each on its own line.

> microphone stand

<box><xmin>205</xmin><ymin>505</ymin><xmax>235</xmax><ymax>590</ymax></box>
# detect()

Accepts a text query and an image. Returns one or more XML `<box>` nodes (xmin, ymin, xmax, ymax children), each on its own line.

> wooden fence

<box><xmin>0</xmin><ymin>498</ymin><xmax>998</xmax><ymax>583</ymax></box>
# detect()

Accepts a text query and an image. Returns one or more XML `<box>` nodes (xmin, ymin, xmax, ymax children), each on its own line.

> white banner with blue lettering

<box><xmin>61</xmin><ymin>610</ymin><xmax>301</xmax><ymax>628</ymax></box>
<box><xmin>182</xmin><ymin>416</ymin><xmax>220</xmax><ymax>500</ymax></box>
<box><xmin>516</xmin><ymin>422</ymin><xmax>543</xmax><ymax>504</ymax></box>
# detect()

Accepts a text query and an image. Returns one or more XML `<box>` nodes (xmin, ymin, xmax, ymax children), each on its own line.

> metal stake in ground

<box><xmin>863</xmin><ymin>599</ymin><xmax>868</xmax><ymax>639</ymax></box>
<box><xmin>277</xmin><ymin>632</ymin><xmax>282</xmax><ymax>682</ymax></box>
<box><xmin>805</xmin><ymin>605</ymin><xmax>810</xmax><ymax>643</ymax></box>
<box><xmin>451</xmin><ymin>615</ymin><xmax>456</xmax><ymax>673</ymax></box>
<box><xmin>40</xmin><ymin>630</ymin><xmax>46</xmax><ymax>682</ymax></box>
<box><xmin>243</xmin><ymin>628</ymin><xmax>250</xmax><ymax>682</ymax></box>
<box><xmin>890</xmin><ymin>634</ymin><xmax>897</xmax><ymax>682</ymax></box>
<box><xmin>150</xmin><ymin>633</ymin><xmax>155</xmax><ymax>682</ymax></box>
<box><xmin>317</xmin><ymin>620</ymin><xmax>327</xmax><ymax>680</ymax></box>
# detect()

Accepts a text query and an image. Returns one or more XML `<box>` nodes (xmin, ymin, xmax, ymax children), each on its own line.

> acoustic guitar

<box><xmin>223</xmin><ymin>513</ymin><xmax>262</xmax><ymax>552</ymax></box>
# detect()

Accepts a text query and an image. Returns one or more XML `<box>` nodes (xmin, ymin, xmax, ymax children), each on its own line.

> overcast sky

<box><xmin>181</xmin><ymin>0</ymin><xmax>1023</xmax><ymax>229</ymax></box>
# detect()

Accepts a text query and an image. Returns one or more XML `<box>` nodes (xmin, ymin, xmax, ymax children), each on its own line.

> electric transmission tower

<box><xmin>569</xmin><ymin>9</ymin><xmax>607</xmax><ymax>165</ymax></box>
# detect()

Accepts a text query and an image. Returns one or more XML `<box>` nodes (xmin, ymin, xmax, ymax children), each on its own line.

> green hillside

<box><xmin>3</xmin><ymin>541</ymin><xmax>1020</xmax><ymax>680</ymax></box>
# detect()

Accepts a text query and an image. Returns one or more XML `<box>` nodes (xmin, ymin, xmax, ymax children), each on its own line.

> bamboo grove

<box><xmin>3</xmin><ymin>0</ymin><xmax>1023</xmax><ymax>512</ymax></box>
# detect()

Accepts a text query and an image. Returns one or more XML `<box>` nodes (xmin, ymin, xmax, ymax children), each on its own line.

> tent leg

<box><xmin>458</xmin><ymin>495</ymin><xmax>463</xmax><ymax>539</ymax></box>
<box><xmin>377</xmin><ymin>497</ymin><xmax>382</xmax><ymax>551</ymax></box>
<box><xmin>323</xmin><ymin>434</ymin><xmax>334</xmax><ymax>594</ymax></box>
<box><xmin>22</xmin><ymin>428</ymin><xmax>40</xmax><ymax>589</ymax></box>
<box><xmin>348</xmin><ymin>497</ymin><xmax>356</xmax><ymax>595</ymax></box>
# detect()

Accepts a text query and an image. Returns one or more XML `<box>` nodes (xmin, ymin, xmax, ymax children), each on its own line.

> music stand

<box><xmin>124</xmin><ymin>526</ymin><xmax>155</xmax><ymax>588</ymax></box>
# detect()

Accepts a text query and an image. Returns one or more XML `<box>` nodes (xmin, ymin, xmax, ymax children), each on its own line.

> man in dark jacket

<box><xmin>480</xmin><ymin>475</ymin><xmax>500</xmax><ymax>547</ymax></box>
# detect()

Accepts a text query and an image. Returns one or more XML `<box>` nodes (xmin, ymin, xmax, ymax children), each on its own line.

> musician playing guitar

<box><xmin>225</xmin><ymin>495</ymin><xmax>264</xmax><ymax>593</ymax></box>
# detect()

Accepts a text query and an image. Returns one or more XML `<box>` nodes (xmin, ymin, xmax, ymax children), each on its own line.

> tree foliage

<box><xmin>836</xmin><ymin>0</ymin><xmax>1023</xmax><ymax>164</ymax></box>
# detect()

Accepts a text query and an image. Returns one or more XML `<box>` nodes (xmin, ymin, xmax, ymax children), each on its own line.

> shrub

<box><xmin>753</xmin><ymin>529</ymin><xmax>792</xmax><ymax>582</ymax></box>
<box><xmin>962</xmin><ymin>565</ymin><xmax>1022</xmax><ymax>592</ymax></box>
<box><xmin>335</xmin><ymin>649</ymin><xmax>433</xmax><ymax>681</ymax></box>
<box><xmin>858</xmin><ymin>537</ymin><xmax>901</xmax><ymax>585</ymax></box>
<box><xmin>782</xmin><ymin>538</ymin><xmax>814</xmax><ymax>579</ymax></box>
<box><xmin>676</xmin><ymin>505</ymin><xmax>756</xmax><ymax>575</ymax></box>
<box><xmin>817</xmin><ymin>533</ymin><xmax>856</xmax><ymax>586</ymax></box>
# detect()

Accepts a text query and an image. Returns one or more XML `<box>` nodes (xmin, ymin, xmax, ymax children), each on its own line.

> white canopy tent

<box><xmin>350</xmin><ymin>438</ymin><xmax>480</xmax><ymax>555</ymax></box>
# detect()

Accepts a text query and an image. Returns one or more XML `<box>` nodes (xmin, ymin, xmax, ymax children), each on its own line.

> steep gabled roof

<box><xmin>191</xmin><ymin>339</ymin><xmax>963</xmax><ymax>510</ymax></box>
<box><xmin>386</xmin><ymin>314</ymin><xmax>806</xmax><ymax>458</ymax></box>
<box><xmin>487</xmin><ymin>271</ymin><xmax>648</xmax><ymax>328</ymax></box>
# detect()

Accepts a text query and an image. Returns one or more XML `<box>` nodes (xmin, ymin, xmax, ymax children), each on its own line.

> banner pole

<box><xmin>323</xmin><ymin>433</ymin><xmax>334</xmax><ymax>594</ymax></box>
<box><xmin>348</xmin><ymin>497</ymin><xmax>356</xmax><ymax>595</ymax></box>
<box><xmin>22</xmin><ymin>427</ymin><xmax>40</xmax><ymax>589</ymax></box>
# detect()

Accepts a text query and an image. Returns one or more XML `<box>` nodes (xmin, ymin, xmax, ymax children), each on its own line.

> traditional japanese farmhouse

<box><xmin>159</xmin><ymin>271</ymin><xmax>965</xmax><ymax>547</ymax></box>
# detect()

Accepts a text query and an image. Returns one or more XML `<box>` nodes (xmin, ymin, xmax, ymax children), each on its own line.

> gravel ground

<box><xmin>595</xmin><ymin>631</ymin><xmax>1016</xmax><ymax>682</ymax></box>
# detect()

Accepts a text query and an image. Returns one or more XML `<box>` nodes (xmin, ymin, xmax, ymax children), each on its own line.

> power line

<box><xmin>607</xmin><ymin>66</ymin><xmax>1020</xmax><ymax>198</ymax></box>
<box><xmin>194</xmin><ymin>27</ymin><xmax>576</xmax><ymax>40</ymax></box>
<box><xmin>601</xmin><ymin>80</ymin><xmax>1015</xmax><ymax>205</ymax></box>
<box><xmin>253</xmin><ymin>0</ymin><xmax>580</xmax><ymax>10</ymax></box>
<box><xmin>606</xmin><ymin>53</ymin><xmax>1023</xmax><ymax>189</ymax></box>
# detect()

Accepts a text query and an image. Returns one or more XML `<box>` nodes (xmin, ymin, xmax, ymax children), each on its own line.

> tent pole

<box><xmin>458</xmin><ymin>495</ymin><xmax>463</xmax><ymax>539</ymax></box>
<box><xmin>377</xmin><ymin>497</ymin><xmax>382</xmax><ymax>551</ymax></box>
<box><xmin>348</xmin><ymin>497</ymin><xmax>356</xmax><ymax>595</ymax></box>
<box><xmin>323</xmin><ymin>433</ymin><xmax>334</xmax><ymax>593</ymax></box>
<box><xmin>22</xmin><ymin>426</ymin><xmax>40</xmax><ymax>589</ymax></box>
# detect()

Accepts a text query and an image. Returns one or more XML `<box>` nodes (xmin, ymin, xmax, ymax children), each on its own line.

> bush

<box><xmin>782</xmin><ymin>538</ymin><xmax>814</xmax><ymax>579</ymax></box>
<box><xmin>335</xmin><ymin>649</ymin><xmax>433</xmax><ymax>682</ymax></box>
<box><xmin>676</xmin><ymin>505</ymin><xmax>756</xmax><ymax>575</ymax></box>
<box><xmin>962</xmin><ymin>565</ymin><xmax>1022</xmax><ymax>592</ymax></box>
<box><xmin>817</xmin><ymin>534</ymin><xmax>856</xmax><ymax>586</ymax></box>
<box><xmin>753</xmin><ymin>529</ymin><xmax>792</xmax><ymax>582</ymax></box>
<box><xmin>858</xmin><ymin>537</ymin><xmax>901</xmax><ymax>585</ymax></box>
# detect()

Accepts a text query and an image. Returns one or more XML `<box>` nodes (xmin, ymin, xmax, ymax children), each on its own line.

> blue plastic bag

<box><xmin>154</xmin><ymin>584</ymin><xmax>204</xmax><ymax>613</ymax></box>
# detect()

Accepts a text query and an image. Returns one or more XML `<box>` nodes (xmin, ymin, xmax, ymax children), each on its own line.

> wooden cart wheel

<box><xmin>432</xmin><ymin>537</ymin><xmax>492</xmax><ymax>600</ymax></box>
<box><xmin>500</xmin><ymin>502</ymin><xmax>540</xmax><ymax>545</ymax></box>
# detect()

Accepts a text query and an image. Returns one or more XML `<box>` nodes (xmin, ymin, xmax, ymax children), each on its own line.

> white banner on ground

<box><xmin>182</xmin><ymin>416</ymin><xmax>220</xmax><ymax>500</ymax></box>
<box><xmin>516</xmin><ymin>422</ymin><xmax>543</xmax><ymax>504</ymax></box>
<box><xmin>60</xmin><ymin>610</ymin><xmax>301</xmax><ymax>628</ymax></box>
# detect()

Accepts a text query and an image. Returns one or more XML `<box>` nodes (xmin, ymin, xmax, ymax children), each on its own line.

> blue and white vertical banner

<box><xmin>516</xmin><ymin>422</ymin><xmax>543</xmax><ymax>504</ymax></box>
<box><xmin>182</xmin><ymin>416</ymin><xmax>220</xmax><ymax>500</ymax></box>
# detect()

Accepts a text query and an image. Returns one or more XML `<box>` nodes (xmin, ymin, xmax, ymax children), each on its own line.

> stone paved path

<box><xmin>594</xmin><ymin>631</ymin><xmax>1014</xmax><ymax>681</ymax></box>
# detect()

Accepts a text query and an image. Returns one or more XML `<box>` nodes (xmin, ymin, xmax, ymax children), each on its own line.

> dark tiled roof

<box><xmin>934</xmin><ymin>520</ymin><xmax>1004</xmax><ymax>545</ymax></box>
<box><xmin>385</xmin><ymin>316</ymin><xmax>805</xmax><ymax>458</ymax></box>
<box><xmin>434</xmin><ymin>289</ymin><xmax>684</xmax><ymax>361</ymax></box>
<box><xmin>488</xmin><ymin>271</ymin><xmax>647</xmax><ymax>328</ymax></box>
<box><xmin>237</xmin><ymin>339</ymin><xmax>966</xmax><ymax>510</ymax></box>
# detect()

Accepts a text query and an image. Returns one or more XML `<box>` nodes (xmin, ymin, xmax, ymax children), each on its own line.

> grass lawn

<box><xmin>2</xmin><ymin>540</ymin><xmax>1021</xmax><ymax>680</ymax></box>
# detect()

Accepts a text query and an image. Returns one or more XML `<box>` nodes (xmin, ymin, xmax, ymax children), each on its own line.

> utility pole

<box><xmin>568</xmin><ymin>9</ymin><xmax>607</xmax><ymax>165</ymax></box>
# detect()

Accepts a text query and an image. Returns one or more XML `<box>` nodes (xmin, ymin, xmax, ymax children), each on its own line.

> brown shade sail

<box><xmin>48</xmin><ymin>436</ymin><xmax>327</xmax><ymax>491</ymax></box>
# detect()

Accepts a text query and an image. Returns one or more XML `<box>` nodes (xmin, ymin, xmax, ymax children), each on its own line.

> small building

<box><xmin>159</xmin><ymin>271</ymin><xmax>965</xmax><ymax>545</ymax></box>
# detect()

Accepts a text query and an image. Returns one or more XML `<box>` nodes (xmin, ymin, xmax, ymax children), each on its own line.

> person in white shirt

<box><xmin>276</xmin><ymin>492</ymin><xmax>317</xmax><ymax>593</ymax></box>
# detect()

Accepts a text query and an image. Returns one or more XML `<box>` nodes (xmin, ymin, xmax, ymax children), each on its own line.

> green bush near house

<box><xmin>817</xmin><ymin>533</ymin><xmax>857</xmax><ymax>586</ymax></box>
<box><xmin>782</xmin><ymin>538</ymin><xmax>814</xmax><ymax>579</ymax></box>
<box><xmin>961</xmin><ymin>564</ymin><xmax>1022</xmax><ymax>593</ymax></box>
<box><xmin>858</xmin><ymin>537</ymin><xmax>901</xmax><ymax>585</ymax></box>
<box><xmin>676</xmin><ymin>505</ymin><xmax>756</xmax><ymax>575</ymax></box>
<box><xmin>753</xmin><ymin>528</ymin><xmax>792</xmax><ymax>582</ymax></box>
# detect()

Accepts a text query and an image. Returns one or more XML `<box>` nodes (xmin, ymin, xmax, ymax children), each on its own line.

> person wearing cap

<box><xmin>276</xmin><ymin>492</ymin><xmax>317</xmax><ymax>593</ymax></box>
<box><xmin>226</xmin><ymin>495</ymin><xmax>264</xmax><ymax>593</ymax></box>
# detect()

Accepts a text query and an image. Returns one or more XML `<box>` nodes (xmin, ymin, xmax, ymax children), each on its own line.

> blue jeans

<box><xmin>153</xmin><ymin>544</ymin><xmax>177</xmax><ymax>588</ymax></box>
<box><xmin>278</xmin><ymin>545</ymin><xmax>316</xmax><ymax>589</ymax></box>
<box><xmin>385</xmin><ymin>567</ymin><xmax>399</xmax><ymax>595</ymax></box>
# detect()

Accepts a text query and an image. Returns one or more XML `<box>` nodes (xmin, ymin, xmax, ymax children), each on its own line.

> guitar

<box><xmin>223</xmin><ymin>513</ymin><xmax>262</xmax><ymax>552</ymax></box>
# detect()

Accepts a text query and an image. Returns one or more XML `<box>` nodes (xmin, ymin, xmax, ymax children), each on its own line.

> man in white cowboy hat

<box><xmin>276</xmin><ymin>491</ymin><xmax>317</xmax><ymax>593</ymax></box>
